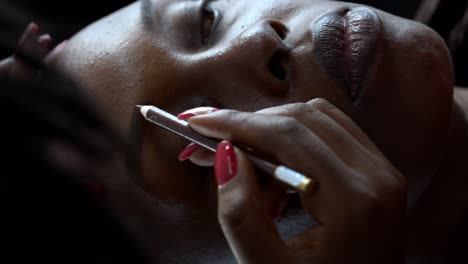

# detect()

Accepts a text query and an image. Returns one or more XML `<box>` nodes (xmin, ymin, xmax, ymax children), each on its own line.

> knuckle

<box><xmin>218</xmin><ymin>205</ymin><xmax>249</xmax><ymax>232</ymax></box>
<box><xmin>358</xmin><ymin>188</ymin><xmax>381</xmax><ymax>208</ymax></box>
<box><xmin>307</xmin><ymin>98</ymin><xmax>335</xmax><ymax>112</ymax></box>
<box><xmin>354</xmin><ymin>189</ymin><xmax>390</xmax><ymax>219</ymax></box>
<box><xmin>385</xmin><ymin>177</ymin><xmax>407</xmax><ymax>207</ymax></box>
<box><xmin>387</xmin><ymin>172</ymin><xmax>407</xmax><ymax>194</ymax></box>
<box><xmin>287</xmin><ymin>102</ymin><xmax>316</xmax><ymax>115</ymax></box>
<box><xmin>378</xmin><ymin>166</ymin><xmax>407</xmax><ymax>198</ymax></box>
<box><xmin>225</xmin><ymin>110</ymin><xmax>256</xmax><ymax>126</ymax></box>
<box><xmin>218</xmin><ymin>192</ymin><xmax>254</xmax><ymax>230</ymax></box>
<box><xmin>221</xmin><ymin>109</ymin><xmax>242</xmax><ymax>120</ymax></box>
<box><xmin>357</xmin><ymin>177</ymin><xmax>406</xmax><ymax>214</ymax></box>
<box><xmin>272</xmin><ymin>116</ymin><xmax>305</xmax><ymax>137</ymax></box>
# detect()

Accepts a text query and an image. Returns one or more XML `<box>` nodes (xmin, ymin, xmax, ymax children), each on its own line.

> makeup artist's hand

<box><xmin>181</xmin><ymin>99</ymin><xmax>407</xmax><ymax>264</ymax></box>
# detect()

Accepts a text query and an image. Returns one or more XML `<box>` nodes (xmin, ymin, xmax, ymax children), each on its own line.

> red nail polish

<box><xmin>177</xmin><ymin>107</ymin><xmax>219</xmax><ymax>120</ymax></box>
<box><xmin>178</xmin><ymin>143</ymin><xmax>201</xmax><ymax>161</ymax></box>
<box><xmin>37</xmin><ymin>34</ymin><xmax>52</xmax><ymax>44</ymax></box>
<box><xmin>177</xmin><ymin>112</ymin><xmax>196</xmax><ymax>120</ymax></box>
<box><xmin>215</xmin><ymin>141</ymin><xmax>237</xmax><ymax>186</ymax></box>
<box><xmin>28</xmin><ymin>23</ymin><xmax>39</xmax><ymax>33</ymax></box>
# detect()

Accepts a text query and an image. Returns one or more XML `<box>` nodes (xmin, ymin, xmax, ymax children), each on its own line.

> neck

<box><xmin>407</xmin><ymin>88</ymin><xmax>468</xmax><ymax>262</ymax></box>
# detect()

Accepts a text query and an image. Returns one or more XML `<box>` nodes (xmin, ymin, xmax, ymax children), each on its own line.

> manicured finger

<box><xmin>188</xmin><ymin>147</ymin><xmax>215</xmax><ymax>166</ymax></box>
<box><xmin>306</xmin><ymin>98</ymin><xmax>382</xmax><ymax>155</ymax></box>
<box><xmin>188</xmin><ymin>110</ymin><xmax>343</xmax><ymax>184</ymax></box>
<box><xmin>177</xmin><ymin>106</ymin><xmax>219</xmax><ymax>120</ymax></box>
<box><xmin>255</xmin><ymin>101</ymin><xmax>370</xmax><ymax>166</ymax></box>
<box><xmin>37</xmin><ymin>34</ymin><xmax>52</xmax><ymax>45</ymax></box>
<box><xmin>177</xmin><ymin>142</ymin><xmax>214</xmax><ymax>166</ymax></box>
<box><xmin>17</xmin><ymin>23</ymin><xmax>39</xmax><ymax>52</ymax></box>
<box><xmin>176</xmin><ymin>106</ymin><xmax>219</xmax><ymax>166</ymax></box>
<box><xmin>36</xmin><ymin>34</ymin><xmax>52</xmax><ymax>58</ymax></box>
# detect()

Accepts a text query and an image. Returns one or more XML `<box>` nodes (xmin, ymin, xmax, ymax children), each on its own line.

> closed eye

<box><xmin>200</xmin><ymin>0</ymin><xmax>220</xmax><ymax>45</ymax></box>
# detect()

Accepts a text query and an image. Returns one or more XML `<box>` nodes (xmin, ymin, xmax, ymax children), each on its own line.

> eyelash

<box><xmin>200</xmin><ymin>2</ymin><xmax>220</xmax><ymax>45</ymax></box>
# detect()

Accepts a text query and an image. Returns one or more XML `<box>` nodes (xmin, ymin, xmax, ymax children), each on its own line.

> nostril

<box><xmin>269</xmin><ymin>20</ymin><xmax>289</xmax><ymax>40</ymax></box>
<box><xmin>268</xmin><ymin>52</ymin><xmax>287</xmax><ymax>81</ymax></box>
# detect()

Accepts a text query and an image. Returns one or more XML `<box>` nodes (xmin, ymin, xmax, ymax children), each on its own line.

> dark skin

<box><xmin>3</xmin><ymin>20</ymin><xmax>402</xmax><ymax>264</ymax></box>
<box><xmin>46</xmin><ymin>0</ymin><xmax>468</xmax><ymax>262</ymax></box>
<box><xmin>180</xmin><ymin>99</ymin><xmax>406</xmax><ymax>263</ymax></box>
<box><xmin>0</xmin><ymin>23</ymin><xmax>51</xmax><ymax>78</ymax></box>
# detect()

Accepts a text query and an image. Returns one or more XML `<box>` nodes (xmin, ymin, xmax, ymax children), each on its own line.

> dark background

<box><xmin>359</xmin><ymin>0</ymin><xmax>423</xmax><ymax>18</ymax></box>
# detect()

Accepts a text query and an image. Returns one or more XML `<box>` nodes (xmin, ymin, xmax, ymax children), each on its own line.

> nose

<box><xmin>232</xmin><ymin>19</ymin><xmax>291</xmax><ymax>96</ymax></box>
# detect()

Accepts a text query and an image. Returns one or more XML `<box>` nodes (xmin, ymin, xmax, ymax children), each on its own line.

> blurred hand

<box><xmin>0</xmin><ymin>22</ymin><xmax>66</xmax><ymax>79</ymax></box>
<box><xmin>1</xmin><ymin>22</ymin><xmax>124</xmax><ymax>195</ymax></box>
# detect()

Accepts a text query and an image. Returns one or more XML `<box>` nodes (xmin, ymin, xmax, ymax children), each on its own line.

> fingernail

<box><xmin>37</xmin><ymin>34</ymin><xmax>52</xmax><ymax>44</ymax></box>
<box><xmin>178</xmin><ymin>143</ymin><xmax>201</xmax><ymax>161</ymax></box>
<box><xmin>17</xmin><ymin>23</ymin><xmax>39</xmax><ymax>50</ymax></box>
<box><xmin>28</xmin><ymin>22</ymin><xmax>39</xmax><ymax>33</ymax></box>
<box><xmin>215</xmin><ymin>140</ymin><xmax>237</xmax><ymax>186</ymax></box>
<box><xmin>177</xmin><ymin>106</ymin><xmax>219</xmax><ymax>120</ymax></box>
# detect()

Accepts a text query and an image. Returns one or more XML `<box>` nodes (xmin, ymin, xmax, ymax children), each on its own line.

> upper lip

<box><xmin>311</xmin><ymin>7</ymin><xmax>382</xmax><ymax>102</ymax></box>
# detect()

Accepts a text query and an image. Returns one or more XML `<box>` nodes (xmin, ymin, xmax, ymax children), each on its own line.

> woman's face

<box><xmin>56</xmin><ymin>0</ymin><xmax>452</xmax><ymax>246</ymax></box>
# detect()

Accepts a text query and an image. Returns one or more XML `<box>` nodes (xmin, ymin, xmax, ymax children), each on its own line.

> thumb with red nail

<box><xmin>214</xmin><ymin>140</ymin><xmax>294</xmax><ymax>263</ymax></box>
<box><xmin>188</xmin><ymin>100</ymin><xmax>406</xmax><ymax>264</ymax></box>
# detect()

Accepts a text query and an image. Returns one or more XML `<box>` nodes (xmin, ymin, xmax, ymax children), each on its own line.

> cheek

<box><xmin>135</xmin><ymin>56</ymin><xmax>221</xmax><ymax>206</ymax></box>
<box><xmin>140</xmin><ymin>125</ymin><xmax>218</xmax><ymax>207</ymax></box>
<box><xmin>360</xmin><ymin>22</ymin><xmax>453</xmax><ymax>180</ymax></box>
<box><xmin>137</xmin><ymin>52</ymin><xmax>202</xmax><ymax>112</ymax></box>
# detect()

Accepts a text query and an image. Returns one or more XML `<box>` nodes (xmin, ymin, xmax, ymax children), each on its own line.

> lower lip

<box><xmin>313</xmin><ymin>7</ymin><xmax>382</xmax><ymax>101</ymax></box>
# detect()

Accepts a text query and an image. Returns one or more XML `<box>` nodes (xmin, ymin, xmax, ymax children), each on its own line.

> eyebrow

<box><xmin>141</xmin><ymin>0</ymin><xmax>155</xmax><ymax>29</ymax></box>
